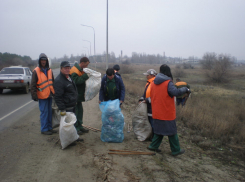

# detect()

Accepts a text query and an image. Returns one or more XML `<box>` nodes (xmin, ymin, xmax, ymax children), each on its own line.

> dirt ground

<box><xmin>0</xmin><ymin>94</ymin><xmax>245</xmax><ymax>182</ymax></box>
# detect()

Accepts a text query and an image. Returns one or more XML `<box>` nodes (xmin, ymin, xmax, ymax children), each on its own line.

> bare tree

<box><xmin>205</xmin><ymin>54</ymin><xmax>233</xmax><ymax>83</ymax></box>
<box><xmin>200</xmin><ymin>52</ymin><xmax>217</xmax><ymax>70</ymax></box>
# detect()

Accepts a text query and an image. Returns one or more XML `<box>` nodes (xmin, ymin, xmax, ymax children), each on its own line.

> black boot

<box><xmin>81</xmin><ymin>127</ymin><xmax>89</xmax><ymax>133</ymax></box>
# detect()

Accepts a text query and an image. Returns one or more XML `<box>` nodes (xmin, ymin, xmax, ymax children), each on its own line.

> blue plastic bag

<box><xmin>99</xmin><ymin>99</ymin><xmax>124</xmax><ymax>143</ymax></box>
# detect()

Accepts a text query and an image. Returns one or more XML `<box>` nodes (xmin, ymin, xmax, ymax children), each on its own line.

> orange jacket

<box><xmin>70</xmin><ymin>66</ymin><xmax>85</xmax><ymax>76</ymax></box>
<box><xmin>145</xmin><ymin>77</ymin><xmax>155</xmax><ymax>98</ymax></box>
<box><xmin>34</xmin><ymin>67</ymin><xmax>55</xmax><ymax>99</ymax></box>
<box><xmin>151</xmin><ymin>80</ymin><xmax>176</xmax><ymax>120</ymax></box>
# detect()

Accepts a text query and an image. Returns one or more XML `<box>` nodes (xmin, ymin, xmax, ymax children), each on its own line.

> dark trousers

<box><xmin>177</xmin><ymin>98</ymin><xmax>186</xmax><ymax>106</ymax></box>
<box><xmin>148</xmin><ymin>116</ymin><xmax>154</xmax><ymax>133</ymax></box>
<box><xmin>74</xmin><ymin>102</ymin><xmax>83</xmax><ymax>131</ymax></box>
<box><xmin>39</xmin><ymin>97</ymin><xmax>52</xmax><ymax>132</ymax></box>
<box><xmin>149</xmin><ymin>133</ymin><xmax>181</xmax><ymax>155</ymax></box>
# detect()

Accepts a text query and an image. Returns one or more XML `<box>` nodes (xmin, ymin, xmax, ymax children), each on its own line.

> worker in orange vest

<box><xmin>147</xmin><ymin>64</ymin><xmax>190</xmax><ymax>156</ymax></box>
<box><xmin>31</xmin><ymin>53</ymin><xmax>55</xmax><ymax>135</ymax></box>
<box><xmin>175</xmin><ymin>78</ymin><xmax>190</xmax><ymax>106</ymax></box>
<box><xmin>139</xmin><ymin>69</ymin><xmax>157</xmax><ymax>133</ymax></box>
<box><xmin>70</xmin><ymin>57</ymin><xmax>90</xmax><ymax>135</ymax></box>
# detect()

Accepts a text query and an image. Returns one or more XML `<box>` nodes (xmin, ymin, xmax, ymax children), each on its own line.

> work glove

<box><xmin>33</xmin><ymin>97</ymin><xmax>38</xmax><ymax>102</ymax></box>
<box><xmin>60</xmin><ymin>110</ymin><xmax>66</xmax><ymax>116</ymax></box>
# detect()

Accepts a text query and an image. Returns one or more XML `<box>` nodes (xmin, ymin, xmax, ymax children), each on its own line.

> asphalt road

<box><xmin>0</xmin><ymin>68</ymin><xmax>60</xmax><ymax>132</ymax></box>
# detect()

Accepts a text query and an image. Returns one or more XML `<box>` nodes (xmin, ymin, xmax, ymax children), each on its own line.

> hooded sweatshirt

<box><xmin>31</xmin><ymin>53</ymin><xmax>54</xmax><ymax>100</ymax></box>
<box><xmin>150</xmin><ymin>73</ymin><xmax>188</xmax><ymax>120</ymax></box>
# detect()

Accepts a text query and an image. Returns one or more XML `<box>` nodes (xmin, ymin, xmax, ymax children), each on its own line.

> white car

<box><xmin>0</xmin><ymin>66</ymin><xmax>32</xmax><ymax>94</ymax></box>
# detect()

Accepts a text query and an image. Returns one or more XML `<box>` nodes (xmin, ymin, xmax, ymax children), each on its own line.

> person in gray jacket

<box><xmin>147</xmin><ymin>64</ymin><xmax>190</xmax><ymax>156</ymax></box>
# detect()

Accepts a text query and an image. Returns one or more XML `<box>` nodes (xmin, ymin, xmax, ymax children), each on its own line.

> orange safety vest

<box><xmin>151</xmin><ymin>80</ymin><xmax>176</xmax><ymax>120</ymax></box>
<box><xmin>70</xmin><ymin>66</ymin><xmax>85</xmax><ymax>76</ymax></box>
<box><xmin>145</xmin><ymin>77</ymin><xmax>155</xmax><ymax>98</ymax></box>
<box><xmin>34</xmin><ymin>67</ymin><xmax>55</xmax><ymax>99</ymax></box>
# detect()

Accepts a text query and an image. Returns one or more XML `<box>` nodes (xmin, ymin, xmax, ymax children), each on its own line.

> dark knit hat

<box><xmin>60</xmin><ymin>61</ymin><xmax>70</xmax><ymax>67</ymax></box>
<box><xmin>113</xmin><ymin>64</ymin><xmax>120</xmax><ymax>71</ymax></box>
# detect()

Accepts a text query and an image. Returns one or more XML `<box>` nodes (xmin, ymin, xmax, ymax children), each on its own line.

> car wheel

<box><xmin>0</xmin><ymin>89</ymin><xmax>3</xmax><ymax>94</ymax></box>
<box><xmin>24</xmin><ymin>84</ymin><xmax>29</xmax><ymax>94</ymax></box>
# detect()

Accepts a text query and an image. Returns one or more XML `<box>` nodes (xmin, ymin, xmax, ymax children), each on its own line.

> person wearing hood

<box><xmin>139</xmin><ymin>69</ymin><xmax>157</xmax><ymax>133</ymax></box>
<box><xmin>147</xmin><ymin>64</ymin><xmax>191</xmax><ymax>156</ymax></box>
<box><xmin>31</xmin><ymin>53</ymin><xmax>55</xmax><ymax>135</ymax></box>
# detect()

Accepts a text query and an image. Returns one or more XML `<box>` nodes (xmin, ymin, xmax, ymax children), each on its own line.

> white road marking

<box><xmin>0</xmin><ymin>100</ymin><xmax>33</xmax><ymax>121</ymax></box>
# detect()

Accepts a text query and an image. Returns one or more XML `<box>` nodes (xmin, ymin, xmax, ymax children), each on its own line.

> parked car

<box><xmin>0</xmin><ymin>66</ymin><xmax>32</xmax><ymax>94</ymax></box>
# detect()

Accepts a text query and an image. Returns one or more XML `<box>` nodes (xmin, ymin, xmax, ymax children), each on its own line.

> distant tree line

<box><xmin>0</xmin><ymin>52</ymin><xmax>36</xmax><ymax>70</ymax></box>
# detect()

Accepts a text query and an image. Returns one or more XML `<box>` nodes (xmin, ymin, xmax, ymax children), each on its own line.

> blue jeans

<box><xmin>39</xmin><ymin>97</ymin><xmax>52</xmax><ymax>132</ymax></box>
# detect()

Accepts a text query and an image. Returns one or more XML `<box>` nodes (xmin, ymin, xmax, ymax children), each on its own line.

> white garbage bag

<box><xmin>59</xmin><ymin>112</ymin><xmax>79</xmax><ymax>149</ymax></box>
<box><xmin>132</xmin><ymin>102</ymin><xmax>152</xmax><ymax>141</ymax></box>
<box><xmin>83</xmin><ymin>68</ymin><xmax>101</xmax><ymax>101</ymax></box>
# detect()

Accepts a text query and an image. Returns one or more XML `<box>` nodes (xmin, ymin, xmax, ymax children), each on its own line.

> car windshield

<box><xmin>0</xmin><ymin>68</ymin><xmax>24</xmax><ymax>74</ymax></box>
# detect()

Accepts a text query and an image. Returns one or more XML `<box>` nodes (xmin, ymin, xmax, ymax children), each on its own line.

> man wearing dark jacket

<box><xmin>54</xmin><ymin>61</ymin><xmax>83</xmax><ymax>142</ymax></box>
<box><xmin>70</xmin><ymin>57</ymin><xmax>90</xmax><ymax>135</ymax></box>
<box><xmin>31</xmin><ymin>53</ymin><xmax>55</xmax><ymax>135</ymax></box>
<box><xmin>99</xmin><ymin>68</ymin><xmax>125</xmax><ymax>104</ymax></box>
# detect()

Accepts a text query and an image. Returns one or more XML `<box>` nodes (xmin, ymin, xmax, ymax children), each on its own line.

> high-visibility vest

<box><xmin>145</xmin><ymin>77</ymin><xmax>155</xmax><ymax>98</ymax></box>
<box><xmin>70</xmin><ymin>66</ymin><xmax>85</xmax><ymax>76</ymax></box>
<box><xmin>34</xmin><ymin>67</ymin><xmax>55</xmax><ymax>99</ymax></box>
<box><xmin>151</xmin><ymin>80</ymin><xmax>176</xmax><ymax>120</ymax></box>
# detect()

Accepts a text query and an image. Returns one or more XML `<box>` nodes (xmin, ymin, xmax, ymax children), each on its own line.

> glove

<box><xmin>60</xmin><ymin>111</ymin><xmax>66</xmax><ymax>116</ymax></box>
<box><xmin>33</xmin><ymin>98</ymin><xmax>38</xmax><ymax>102</ymax></box>
<box><xmin>187</xmin><ymin>88</ymin><xmax>191</xmax><ymax>93</ymax></box>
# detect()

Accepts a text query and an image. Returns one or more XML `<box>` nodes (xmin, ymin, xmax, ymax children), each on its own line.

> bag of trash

<box><xmin>59</xmin><ymin>112</ymin><xmax>79</xmax><ymax>149</ymax></box>
<box><xmin>83</xmin><ymin>68</ymin><xmax>101</xmax><ymax>101</ymax></box>
<box><xmin>132</xmin><ymin>102</ymin><xmax>152</xmax><ymax>141</ymax></box>
<box><xmin>99</xmin><ymin>99</ymin><xmax>124</xmax><ymax>143</ymax></box>
<box><xmin>52</xmin><ymin>99</ymin><xmax>60</xmax><ymax>128</ymax></box>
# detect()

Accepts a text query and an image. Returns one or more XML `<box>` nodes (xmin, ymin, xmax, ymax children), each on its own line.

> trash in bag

<box><xmin>52</xmin><ymin>99</ymin><xmax>60</xmax><ymax>128</ymax></box>
<box><xmin>59</xmin><ymin>112</ymin><xmax>79</xmax><ymax>149</ymax></box>
<box><xmin>83</xmin><ymin>68</ymin><xmax>101</xmax><ymax>101</ymax></box>
<box><xmin>99</xmin><ymin>99</ymin><xmax>124</xmax><ymax>143</ymax></box>
<box><xmin>132</xmin><ymin>102</ymin><xmax>152</xmax><ymax>141</ymax></box>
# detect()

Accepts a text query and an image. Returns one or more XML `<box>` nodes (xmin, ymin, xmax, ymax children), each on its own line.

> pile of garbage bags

<box><xmin>83</xmin><ymin>68</ymin><xmax>101</xmax><ymax>101</ymax></box>
<box><xmin>99</xmin><ymin>99</ymin><xmax>124</xmax><ymax>143</ymax></box>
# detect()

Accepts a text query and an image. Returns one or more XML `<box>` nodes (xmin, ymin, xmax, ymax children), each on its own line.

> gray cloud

<box><xmin>1</xmin><ymin>0</ymin><xmax>245</xmax><ymax>60</ymax></box>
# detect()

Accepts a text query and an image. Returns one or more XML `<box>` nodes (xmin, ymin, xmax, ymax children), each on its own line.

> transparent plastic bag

<box><xmin>99</xmin><ymin>99</ymin><xmax>124</xmax><ymax>143</ymax></box>
<box><xmin>83</xmin><ymin>68</ymin><xmax>101</xmax><ymax>101</ymax></box>
<box><xmin>132</xmin><ymin>102</ymin><xmax>152</xmax><ymax>141</ymax></box>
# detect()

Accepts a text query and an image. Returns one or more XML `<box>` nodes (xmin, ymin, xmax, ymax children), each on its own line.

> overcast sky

<box><xmin>1</xmin><ymin>0</ymin><xmax>245</xmax><ymax>60</ymax></box>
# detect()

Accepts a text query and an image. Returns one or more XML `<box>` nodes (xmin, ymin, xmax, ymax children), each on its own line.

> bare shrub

<box><xmin>200</xmin><ymin>52</ymin><xmax>217</xmax><ymax>70</ymax></box>
<box><xmin>201</xmin><ymin>52</ymin><xmax>233</xmax><ymax>83</ymax></box>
